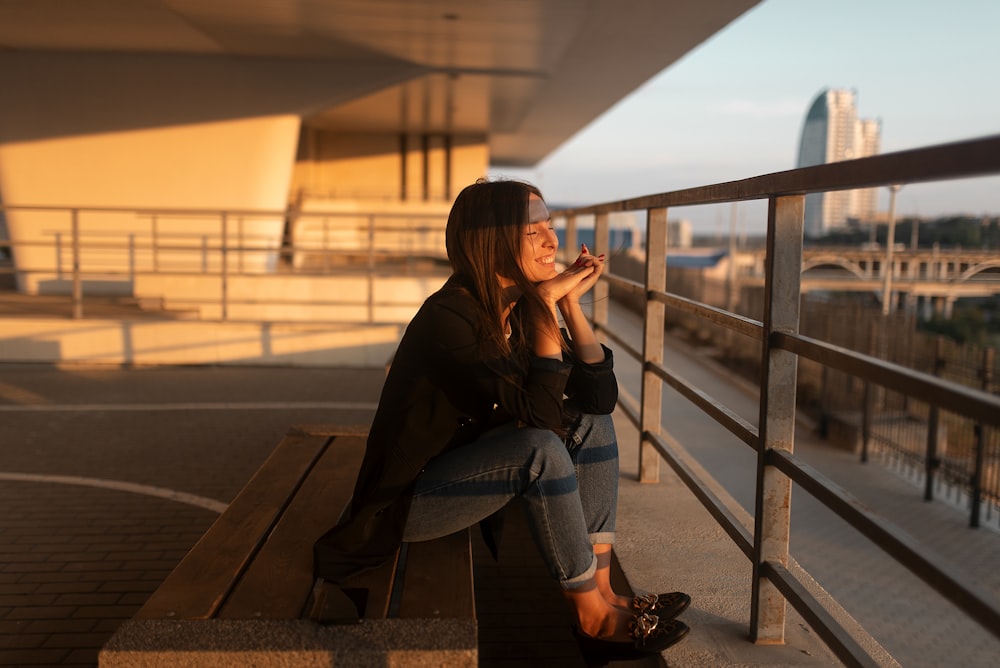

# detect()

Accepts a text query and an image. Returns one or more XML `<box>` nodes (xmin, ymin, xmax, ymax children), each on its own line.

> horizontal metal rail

<box><xmin>602</xmin><ymin>272</ymin><xmax>645</xmax><ymax>298</ymax></box>
<box><xmin>775</xmin><ymin>331</ymin><xmax>1000</xmax><ymax>427</ymax></box>
<box><xmin>564</xmin><ymin>134</ymin><xmax>1000</xmax><ymax>215</ymax></box>
<box><xmin>593</xmin><ymin>320</ymin><xmax>642</xmax><ymax>367</ymax></box>
<box><xmin>645</xmin><ymin>360</ymin><xmax>759</xmax><ymax>450</ymax></box>
<box><xmin>650</xmin><ymin>290</ymin><xmax>764</xmax><ymax>341</ymax></box>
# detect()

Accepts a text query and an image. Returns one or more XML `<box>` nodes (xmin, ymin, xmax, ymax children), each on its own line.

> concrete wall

<box><xmin>1</xmin><ymin>116</ymin><xmax>299</xmax><ymax>293</ymax></box>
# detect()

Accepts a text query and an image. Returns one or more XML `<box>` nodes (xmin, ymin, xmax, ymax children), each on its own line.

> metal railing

<box><xmin>554</xmin><ymin>134</ymin><xmax>1000</xmax><ymax>667</ymax></box>
<box><xmin>0</xmin><ymin>207</ymin><xmax>449</xmax><ymax>322</ymax></box>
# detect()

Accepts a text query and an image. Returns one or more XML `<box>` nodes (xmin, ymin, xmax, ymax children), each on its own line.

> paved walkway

<box><xmin>0</xmin><ymin>302</ymin><xmax>998</xmax><ymax>666</ymax></box>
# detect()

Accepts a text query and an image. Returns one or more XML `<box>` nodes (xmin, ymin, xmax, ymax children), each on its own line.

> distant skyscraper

<box><xmin>796</xmin><ymin>89</ymin><xmax>881</xmax><ymax>238</ymax></box>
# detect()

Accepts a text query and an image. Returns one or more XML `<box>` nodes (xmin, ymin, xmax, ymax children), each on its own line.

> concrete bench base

<box><xmin>100</xmin><ymin>618</ymin><xmax>477</xmax><ymax>668</ymax></box>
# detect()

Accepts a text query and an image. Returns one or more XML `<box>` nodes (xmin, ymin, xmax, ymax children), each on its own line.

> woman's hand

<box><xmin>534</xmin><ymin>244</ymin><xmax>603</xmax><ymax>306</ymax></box>
<box><xmin>531</xmin><ymin>244</ymin><xmax>607</xmax><ymax>363</ymax></box>
<box><xmin>560</xmin><ymin>244</ymin><xmax>605</xmax><ymax>305</ymax></box>
<box><xmin>554</xmin><ymin>244</ymin><xmax>606</xmax><ymax>363</ymax></box>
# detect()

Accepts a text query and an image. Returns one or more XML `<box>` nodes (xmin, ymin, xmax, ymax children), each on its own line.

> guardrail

<box><xmin>554</xmin><ymin>134</ymin><xmax>1000</xmax><ymax>667</ymax></box>
<box><xmin>0</xmin><ymin>207</ymin><xmax>449</xmax><ymax>321</ymax></box>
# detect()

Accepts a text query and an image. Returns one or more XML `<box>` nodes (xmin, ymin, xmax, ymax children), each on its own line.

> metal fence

<box><xmin>626</xmin><ymin>274</ymin><xmax>1000</xmax><ymax>530</ymax></box>
<box><xmin>554</xmin><ymin>134</ymin><xmax>1000</xmax><ymax>667</ymax></box>
<box><xmin>0</xmin><ymin>206</ymin><xmax>449</xmax><ymax>321</ymax></box>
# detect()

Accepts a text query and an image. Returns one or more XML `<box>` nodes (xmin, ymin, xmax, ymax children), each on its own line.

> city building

<box><xmin>796</xmin><ymin>88</ymin><xmax>882</xmax><ymax>238</ymax></box>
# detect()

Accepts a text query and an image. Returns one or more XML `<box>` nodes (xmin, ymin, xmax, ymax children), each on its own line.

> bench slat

<box><xmin>397</xmin><ymin>530</ymin><xmax>476</xmax><ymax>619</ymax></box>
<box><xmin>218</xmin><ymin>435</ymin><xmax>366</xmax><ymax>619</ymax></box>
<box><xmin>135</xmin><ymin>432</ymin><xmax>330</xmax><ymax>620</ymax></box>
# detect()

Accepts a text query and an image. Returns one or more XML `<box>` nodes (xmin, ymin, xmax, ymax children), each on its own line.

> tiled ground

<box><xmin>0</xmin><ymin>482</ymin><xmax>216</xmax><ymax>667</ymax></box>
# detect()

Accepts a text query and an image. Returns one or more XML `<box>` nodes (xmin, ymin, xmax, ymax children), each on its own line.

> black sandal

<box><xmin>574</xmin><ymin>613</ymin><xmax>690</xmax><ymax>662</ymax></box>
<box><xmin>632</xmin><ymin>591</ymin><xmax>691</xmax><ymax>619</ymax></box>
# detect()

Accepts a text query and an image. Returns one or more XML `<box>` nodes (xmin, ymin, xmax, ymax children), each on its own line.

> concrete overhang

<box><xmin>0</xmin><ymin>0</ymin><xmax>761</xmax><ymax>167</ymax></box>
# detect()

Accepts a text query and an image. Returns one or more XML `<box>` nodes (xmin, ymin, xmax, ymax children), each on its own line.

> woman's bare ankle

<box><xmin>576</xmin><ymin>605</ymin><xmax>634</xmax><ymax>641</ymax></box>
<box><xmin>565</xmin><ymin>587</ymin><xmax>632</xmax><ymax>640</ymax></box>
<box><xmin>598</xmin><ymin>587</ymin><xmax>634</xmax><ymax>611</ymax></box>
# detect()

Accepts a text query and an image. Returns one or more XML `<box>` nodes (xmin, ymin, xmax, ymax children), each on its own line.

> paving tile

<box><xmin>0</xmin><ymin>583</ymin><xmax>39</xmax><ymax>595</ymax></box>
<box><xmin>4</xmin><ymin>606</ymin><xmax>78</xmax><ymax>621</ymax></box>
<box><xmin>52</xmin><ymin>593</ymin><xmax>122</xmax><ymax>607</ymax></box>
<box><xmin>23</xmin><ymin>620</ymin><xmax>97</xmax><ymax>635</ymax></box>
<box><xmin>0</xmin><ymin>649</ymin><xmax>69</xmax><ymax>665</ymax></box>
<box><xmin>42</xmin><ymin>633</ymin><xmax>112</xmax><ymax>649</ymax></box>
<box><xmin>60</xmin><ymin>648</ymin><xmax>100</xmax><ymax>666</ymax></box>
<box><xmin>0</xmin><ymin>619</ymin><xmax>31</xmax><ymax>634</ymax></box>
<box><xmin>95</xmin><ymin>581</ymin><xmax>158</xmax><ymax>594</ymax></box>
<box><xmin>0</xmin><ymin>633</ymin><xmax>49</xmax><ymax>649</ymax></box>
<box><xmin>69</xmin><ymin>606</ymin><xmax>137</xmax><ymax>621</ymax></box>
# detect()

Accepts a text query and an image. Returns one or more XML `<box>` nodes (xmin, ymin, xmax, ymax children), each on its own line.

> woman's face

<box><xmin>517</xmin><ymin>194</ymin><xmax>559</xmax><ymax>283</ymax></box>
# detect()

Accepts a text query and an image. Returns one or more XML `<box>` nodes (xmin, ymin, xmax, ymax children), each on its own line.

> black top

<box><xmin>313</xmin><ymin>277</ymin><xmax>617</xmax><ymax>582</ymax></box>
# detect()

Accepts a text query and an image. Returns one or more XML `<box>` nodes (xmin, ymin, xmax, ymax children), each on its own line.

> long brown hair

<box><xmin>445</xmin><ymin>178</ymin><xmax>562</xmax><ymax>356</ymax></box>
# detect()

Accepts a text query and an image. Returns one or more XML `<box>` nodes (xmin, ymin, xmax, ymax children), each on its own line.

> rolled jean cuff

<box><xmin>589</xmin><ymin>531</ymin><xmax>615</xmax><ymax>545</ymax></box>
<box><xmin>560</xmin><ymin>554</ymin><xmax>598</xmax><ymax>591</ymax></box>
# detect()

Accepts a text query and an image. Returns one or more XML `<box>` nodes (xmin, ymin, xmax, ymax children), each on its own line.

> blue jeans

<box><xmin>402</xmin><ymin>412</ymin><xmax>619</xmax><ymax>590</ymax></box>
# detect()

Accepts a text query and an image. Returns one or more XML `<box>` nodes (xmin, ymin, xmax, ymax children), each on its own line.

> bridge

<box><xmin>736</xmin><ymin>247</ymin><xmax>1000</xmax><ymax>318</ymax></box>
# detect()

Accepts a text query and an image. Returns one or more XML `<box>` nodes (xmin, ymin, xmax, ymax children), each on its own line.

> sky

<box><xmin>490</xmin><ymin>0</ymin><xmax>1000</xmax><ymax>236</ymax></box>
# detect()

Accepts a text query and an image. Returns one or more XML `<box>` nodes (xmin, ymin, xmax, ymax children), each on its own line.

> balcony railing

<box><xmin>553</xmin><ymin>133</ymin><xmax>1000</xmax><ymax>667</ymax></box>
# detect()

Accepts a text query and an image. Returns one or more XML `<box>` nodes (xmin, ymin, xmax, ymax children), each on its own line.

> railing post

<box><xmin>861</xmin><ymin>320</ymin><xmax>879</xmax><ymax>463</ymax></box>
<box><xmin>367</xmin><ymin>215</ymin><xmax>376</xmax><ymax>323</ymax></box>
<box><xmin>593</xmin><ymin>212</ymin><xmax>610</xmax><ymax>327</ymax></box>
<box><xmin>220</xmin><ymin>213</ymin><xmax>229</xmax><ymax>321</ymax></box>
<box><xmin>925</xmin><ymin>336</ymin><xmax>944</xmax><ymax>501</ymax></box>
<box><xmin>55</xmin><ymin>233</ymin><xmax>64</xmax><ymax>280</ymax></box>
<box><xmin>970</xmin><ymin>347</ymin><xmax>993</xmax><ymax>528</ymax></box>
<box><xmin>128</xmin><ymin>233</ymin><xmax>136</xmax><ymax>286</ymax></box>
<box><xmin>71</xmin><ymin>210</ymin><xmax>83</xmax><ymax>319</ymax></box>
<box><xmin>237</xmin><ymin>216</ymin><xmax>245</xmax><ymax>274</ymax></box>
<box><xmin>750</xmin><ymin>194</ymin><xmax>804</xmax><ymax>644</ymax></box>
<box><xmin>564</xmin><ymin>214</ymin><xmax>578</xmax><ymax>265</ymax></box>
<box><xmin>881</xmin><ymin>184</ymin><xmax>901</xmax><ymax>315</ymax></box>
<box><xmin>151</xmin><ymin>214</ymin><xmax>159</xmax><ymax>273</ymax></box>
<box><xmin>640</xmin><ymin>207</ymin><xmax>667</xmax><ymax>483</ymax></box>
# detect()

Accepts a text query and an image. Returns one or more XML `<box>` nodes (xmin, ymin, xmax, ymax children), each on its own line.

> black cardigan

<box><xmin>313</xmin><ymin>278</ymin><xmax>618</xmax><ymax>582</ymax></box>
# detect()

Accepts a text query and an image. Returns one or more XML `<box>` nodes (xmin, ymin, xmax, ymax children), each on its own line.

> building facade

<box><xmin>796</xmin><ymin>88</ymin><xmax>881</xmax><ymax>238</ymax></box>
<box><xmin>0</xmin><ymin>1</ymin><xmax>762</xmax><ymax>299</ymax></box>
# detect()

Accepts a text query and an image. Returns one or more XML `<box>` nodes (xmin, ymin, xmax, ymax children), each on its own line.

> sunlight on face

<box><xmin>519</xmin><ymin>194</ymin><xmax>558</xmax><ymax>283</ymax></box>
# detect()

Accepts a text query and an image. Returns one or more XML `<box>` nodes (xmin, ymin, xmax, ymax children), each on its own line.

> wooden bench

<box><xmin>99</xmin><ymin>425</ymin><xmax>477</xmax><ymax>667</ymax></box>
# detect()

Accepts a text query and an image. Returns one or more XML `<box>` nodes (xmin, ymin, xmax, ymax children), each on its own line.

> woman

<box><xmin>314</xmin><ymin>179</ymin><xmax>690</xmax><ymax>659</ymax></box>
